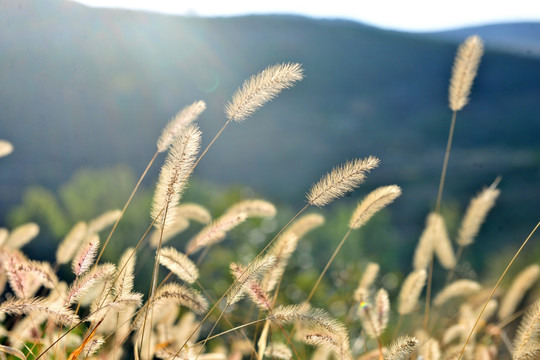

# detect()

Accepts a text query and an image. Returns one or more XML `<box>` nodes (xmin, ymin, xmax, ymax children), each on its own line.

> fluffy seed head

<box><xmin>152</xmin><ymin>282</ymin><xmax>208</xmax><ymax>314</ymax></box>
<box><xmin>176</xmin><ymin>203</ymin><xmax>212</xmax><ymax>224</ymax></box>
<box><xmin>0</xmin><ymin>140</ymin><xmax>13</xmax><ymax>158</ymax></box>
<box><xmin>383</xmin><ymin>337</ymin><xmax>419</xmax><ymax>360</ymax></box>
<box><xmin>513</xmin><ymin>298</ymin><xmax>540</xmax><ymax>359</ymax></box>
<box><xmin>433</xmin><ymin>279</ymin><xmax>481</xmax><ymax>306</ymax></box>
<box><xmin>498</xmin><ymin>264</ymin><xmax>540</xmax><ymax>320</ymax></box>
<box><xmin>185</xmin><ymin>212</ymin><xmax>248</xmax><ymax>254</ymax></box>
<box><xmin>225</xmin><ymin>63</ymin><xmax>304</xmax><ymax>122</ymax></box>
<box><xmin>307</xmin><ymin>156</ymin><xmax>380</xmax><ymax>207</ymax></box>
<box><xmin>56</xmin><ymin>222</ymin><xmax>88</xmax><ymax>265</ymax></box>
<box><xmin>265</xmin><ymin>343</ymin><xmax>292</xmax><ymax>360</ymax></box>
<box><xmin>224</xmin><ymin>199</ymin><xmax>277</xmax><ymax>219</ymax></box>
<box><xmin>457</xmin><ymin>179</ymin><xmax>500</xmax><ymax>247</ymax></box>
<box><xmin>261</xmin><ymin>232</ymin><xmax>299</xmax><ymax>292</ymax></box>
<box><xmin>354</xmin><ymin>262</ymin><xmax>380</xmax><ymax>302</ymax></box>
<box><xmin>0</xmin><ymin>297</ymin><xmax>78</xmax><ymax>325</ymax></box>
<box><xmin>5</xmin><ymin>223</ymin><xmax>39</xmax><ymax>250</ymax></box>
<box><xmin>159</xmin><ymin>246</ymin><xmax>199</xmax><ymax>284</ymax></box>
<box><xmin>151</xmin><ymin>125</ymin><xmax>201</xmax><ymax>230</ymax></box>
<box><xmin>87</xmin><ymin>209</ymin><xmax>121</xmax><ymax>235</ymax></box>
<box><xmin>287</xmin><ymin>213</ymin><xmax>325</xmax><ymax>238</ymax></box>
<box><xmin>149</xmin><ymin>218</ymin><xmax>190</xmax><ymax>248</ymax></box>
<box><xmin>113</xmin><ymin>247</ymin><xmax>136</xmax><ymax>296</ymax></box>
<box><xmin>228</xmin><ymin>254</ymin><xmax>276</xmax><ymax>305</ymax></box>
<box><xmin>431</xmin><ymin>213</ymin><xmax>455</xmax><ymax>269</ymax></box>
<box><xmin>157</xmin><ymin>101</ymin><xmax>206</xmax><ymax>152</ymax></box>
<box><xmin>349</xmin><ymin>185</ymin><xmax>401</xmax><ymax>229</ymax></box>
<box><xmin>398</xmin><ymin>269</ymin><xmax>427</xmax><ymax>315</ymax></box>
<box><xmin>449</xmin><ymin>35</ymin><xmax>484</xmax><ymax>111</ymax></box>
<box><xmin>72</xmin><ymin>234</ymin><xmax>99</xmax><ymax>276</ymax></box>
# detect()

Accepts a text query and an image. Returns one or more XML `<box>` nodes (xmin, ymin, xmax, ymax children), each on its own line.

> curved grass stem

<box><xmin>457</xmin><ymin>221</ymin><xmax>540</xmax><ymax>360</ymax></box>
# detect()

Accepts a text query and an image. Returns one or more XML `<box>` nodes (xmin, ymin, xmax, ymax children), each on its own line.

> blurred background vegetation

<box><xmin>1</xmin><ymin>0</ymin><xmax>539</xmax><ymax>308</ymax></box>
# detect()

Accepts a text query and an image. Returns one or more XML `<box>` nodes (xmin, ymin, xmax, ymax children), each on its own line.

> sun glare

<box><xmin>71</xmin><ymin>0</ymin><xmax>540</xmax><ymax>31</ymax></box>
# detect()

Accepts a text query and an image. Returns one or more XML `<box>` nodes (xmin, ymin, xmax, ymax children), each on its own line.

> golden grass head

<box><xmin>433</xmin><ymin>279</ymin><xmax>481</xmax><ymax>307</ymax></box>
<box><xmin>0</xmin><ymin>140</ymin><xmax>13</xmax><ymax>158</ymax></box>
<box><xmin>349</xmin><ymin>185</ymin><xmax>401</xmax><ymax>229</ymax></box>
<box><xmin>4</xmin><ymin>222</ymin><xmax>39</xmax><ymax>250</ymax></box>
<box><xmin>449</xmin><ymin>35</ymin><xmax>484</xmax><ymax>112</ymax></box>
<box><xmin>383</xmin><ymin>336</ymin><xmax>418</xmax><ymax>360</ymax></box>
<box><xmin>157</xmin><ymin>100</ymin><xmax>206</xmax><ymax>153</ymax></box>
<box><xmin>158</xmin><ymin>246</ymin><xmax>199</xmax><ymax>284</ymax></box>
<box><xmin>225</xmin><ymin>62</ymin><xmax>304</xmax><ymax>122</ymax></box>
<box><xmin>151</xmin><ymin>125</ymin><xmax>202</xmax><ymax>230</ymax></box>
<box><xmin>457</xmin><ymin>178</ymin><xmax>500</xmax><ymax>247</ymax></box>
<box><xmin>398</xmin><ymin>269</ymin><xmax>427</xmax><ymax>315</ymax></box>
<box><xmin>307</xmin><ymin>156</ymin><xmax>380</xmax><ymax>207</ymax></box>
<box><xmin>498</xmin><ymin>264</ymin><xmax>540</xmax><ymax>320</ymax></box>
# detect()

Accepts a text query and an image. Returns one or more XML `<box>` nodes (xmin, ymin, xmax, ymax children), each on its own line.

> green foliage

<box><xmin>8</xmin><ymin>186</ymin><xmax>68</xmax><ymax>238</ymax></box>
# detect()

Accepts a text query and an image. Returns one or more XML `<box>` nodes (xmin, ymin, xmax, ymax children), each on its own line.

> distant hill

<box><xmin>428</xmin><ymin>22</ymin><xmax>540</xmax><ymax>58</ymax></box>
<box><xmin>1</xmin><ymin>0</ymin><xmax>539</xmax><ymax>261</ymax></box>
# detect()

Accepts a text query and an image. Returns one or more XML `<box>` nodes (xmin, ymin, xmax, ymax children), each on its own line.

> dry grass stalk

<box><xmin>225</xmin><ymin>63</ymin><xmax>304</xmax><ymax>122</ymax></box>
<box><xmin>449</xmin><ymin>35</ymin><xmax>484</xmax><ymax>112</ymax></box>
<box><xmin>185</xmin><ymin>212</ymin><xmax>248</xmax><ymax>254</ymax></box>
<box><xmin>307</xmin><ymin>156</ymin><xmax>380</xmax><ymax>207</ymax></box>
<box><xmin>158</xmin><ymin>246</ymin><xmax>199</xmax><ymax>284</ymax></box>
<box><xmin>349</xmin><ymin>185</ymin><xmax>402</xmax><ymax>229</ymax></box>
<box><xmin>151</xmin><ymin>125</ymin><xmax>201</xmax><ymax>230</ymax></box>
<box><xmin>433</xmin><ymin>280</ymin><xmax>481</xmax><ymax>307</ymax></box>
<box><xmin>0</xmin><ymin>140</ymin><xmax>13</xmax><ymax>158</ymax></box>
<box><xmin>513</xmin><ymin>299</ymin><xmax>540</xmax><ymax>360</ymax></box>
<box><xmin>4</xmin><ymin>222</ymin><xmax>39</xmax><ymax>250</ymax></box>
<box><xmin>498</xmin><ymin>264</ymin><xmax>540</xmax><ymax>320</ymax></box>
<box><xmin>383</xmin><ymin>336</ymin><xmax>418</xmax><ymax>360</ymax></box>
<box><xmin>457</xmin><ymin>179</ymin><xmax>500</xmax><ymax>247</ymax></box>
<box><xmin>72</xmin><ymin>234</ymin><xmax>99</xmax><ymax>277</ymax></box>
<box><xmin>398</xmin><ymin>269</ymin><xmax>427</xmax><ymax>315</ymax></box>
<box><xmin>157</xmin><ymin>100</ymin><xmax>206</xmax><ymax>153</ymax></box>
<box><xmin>56</xmin><ymin>222</ymin><xmax>88</xmax><ymax>265</ymax></box>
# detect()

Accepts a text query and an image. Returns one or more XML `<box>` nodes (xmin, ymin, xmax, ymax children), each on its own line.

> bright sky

<box><xmin>71</xmin><ymin>0</ymin><xmax>540</xmax><ymax>32</ymax></box>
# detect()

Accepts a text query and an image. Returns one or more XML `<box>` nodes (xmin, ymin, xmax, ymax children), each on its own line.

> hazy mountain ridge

<box><xmin>1</xmin><ymin>0</ymin><xmax>539</xmax><ymax>253</ymax></box>
<box><xmin>427</xmin><ymin>22</ymin><xmax>540</xmax><ymax>58</ymax></box>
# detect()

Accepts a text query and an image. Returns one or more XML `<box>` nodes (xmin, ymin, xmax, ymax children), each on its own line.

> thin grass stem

<box><xmin>457</xmin><ymin>221</ymin><xmax>540</xmax><ymax>360</ymax></box>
